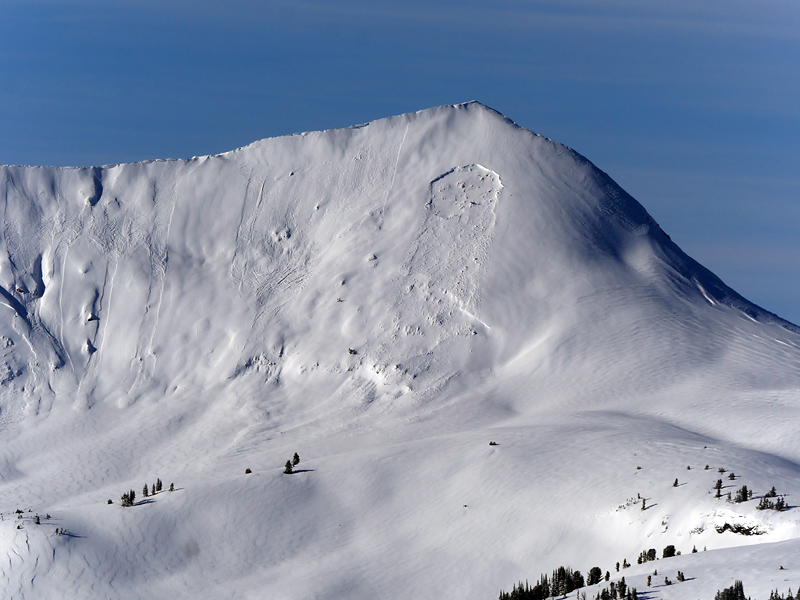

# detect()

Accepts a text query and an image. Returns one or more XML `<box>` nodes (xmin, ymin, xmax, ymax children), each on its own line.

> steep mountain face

<box><xmin>2</xmin><ymin>102</ymin><xmax>794</xmax><ymax>425</ymax></box>
<box><xmin>1</xmin><ymin>103</ymin><xmax>799</xmax><ymax>600</ymax></box>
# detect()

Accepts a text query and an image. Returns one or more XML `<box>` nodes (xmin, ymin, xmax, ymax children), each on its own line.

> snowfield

<box><xmin>1</xmin><ymin>102</ymin><xmax>799</xmax><ymax>599</ymax></box>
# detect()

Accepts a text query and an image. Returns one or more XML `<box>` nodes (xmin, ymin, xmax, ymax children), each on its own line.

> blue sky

<box><xmin>2</xmin><ymin>0</ymin><xmax>799</xmax><ymax>324</ymax></box>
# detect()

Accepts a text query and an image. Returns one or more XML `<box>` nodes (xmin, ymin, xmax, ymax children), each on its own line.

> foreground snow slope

<box><xmin>1</xmin><ymin>102</ymin><xmax>799</xmax><ymax>599</ymax></box>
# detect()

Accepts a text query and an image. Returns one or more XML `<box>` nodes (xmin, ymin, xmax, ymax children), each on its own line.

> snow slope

<box><xmin>1</xmin><ymin>102</ymin><xmax>799</xmax><ymax>599</ymax></box>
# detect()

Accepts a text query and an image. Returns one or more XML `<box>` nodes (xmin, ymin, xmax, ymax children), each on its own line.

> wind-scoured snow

<box><xmin>1</xmin><ymin>102</ymin><xmax>799</xmax><ymax>599</ymax></box>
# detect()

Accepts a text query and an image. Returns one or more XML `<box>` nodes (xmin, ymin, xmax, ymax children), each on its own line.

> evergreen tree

<box><xmin>169</xmin><ymin>482</ymin><xmax>175</xmax><ymax>492</ymax></box>
<box><xmin>292</xmin><ymin>452</ymin><xmax>300</xmax><ymax>466</ymax></box>
<box><xmin>587</xmin><ymin>567</ymin><xmax>602</xmax><ymax>586</ymax></box>
<box><xmin>574</xmin><ymin>571</ymin><xmax>585</xmax><ymax>589</ymax></box>
<box><xmin>284</xmin><ymin>460</ymin><xmax>293</xmax><ymax>474</ymax></box>
<box><xmin>662</xmin><ymin>545</ymin><xmax>676</xmax><ymax>558</ymax></box>
<box><xmin>647</xmin><ymin>576</ymin><xmax>651</xmax><ymax>588</ymax></box>
<box><xmin>673</xmin><ymin>478</ymin><xmax>678</xmax><ymax>487</ymax></box>
<box><xmin>143</xmin><ymin>484</ymin><xmax>149</xmax><ymax>498</ymax></box>
<box><xmin>728</xmin><ymin>472</ymin><xmax>736</xmax><ymax>480</ymax></box>
<box><xmin>156</xmin><ymin>478</ymin><xmax>163</xmax><ymax>492</ymax></box>
<box><xmin>152</xmin><ymin>483</ymin><xmax>156</xmax><ymax>496</ymax></box>
<box><xmin>734</xmin><ymin>485</ymin><xmax>751</xmax><ymax>503</ymax></box>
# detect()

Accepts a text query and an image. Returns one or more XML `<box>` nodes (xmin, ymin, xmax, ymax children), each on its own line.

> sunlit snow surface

<box><xmin>1</xmin><ymin>102</ymin><xmax>799</xmax><ymax>599</ymax></box>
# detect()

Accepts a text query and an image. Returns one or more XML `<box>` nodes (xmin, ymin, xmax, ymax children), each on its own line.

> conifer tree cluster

<box><xmin>591</xmin><ymin>580</ymin><xmax>637</xmax><ymax>600</ymax></box>
<box><xmin>767</xmin><ymin>587</ymin><xmax>795</xmax><ymax>600</ymax></box>
<box><xmin>757</xmin><ymin>495</ymin><xmax>788</xmax><ymax>511</ymax></box>
<box><xmin>121</xmin><ymin>489</ymin><xmax>136</xmax><ymax>507</ymax></box>
<box><xmin>141</xmin><ymin>478</ymin><xmax>163</xmax><ymax>499</ymax></box>
<box><xmin>734</xmin><ymin>486</ymin><xmax>753</xmax><ymax>503</ymax></box>
<box><xmin>498</xmin><ymin>565</ymin><xmax>585</xmax><ymax>600</ymax></box>
<box><xmin>497</xmin><ymin>566</ymin><xmax>647</xmax><ymax>600</ymax></box>
<box><xmin>121</xmin><ymin>478</ymin><xmax>165</xmax><ymax>506</ymax></box>
<box><xmin>636</xmin><ymin>549</ymin><xmax>656</xmax><ymax>564</ymax></box>
<box><xmin>715</xmin><ymin>580</ymin><xmax>747</xmax><ymax>600</ymax></box>
<box><xmin>284</xmin><ymin>453</ymin><xmax>301</xmax><ymax>474</ymax></box>
<box><xmin>756</xmin><ymin>485</ymin><xmax>788</xmax><ymax>510</ymax></box>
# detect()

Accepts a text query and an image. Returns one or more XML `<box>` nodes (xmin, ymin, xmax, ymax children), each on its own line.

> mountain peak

<box><xmin>1</xmin><ymin>102</ymin><xmax>795</xmax><ymax>416</ymax></box>
<box><xmin>1</xmin><ymin>104</ymin><xmax>800</xmax><ymax>600</ymax></box>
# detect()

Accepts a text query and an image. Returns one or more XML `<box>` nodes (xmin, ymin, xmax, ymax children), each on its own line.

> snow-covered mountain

<box><xmin>1</xmin><ymin>102</ymin><xmax>799</xmax><ymax>599</ymax></box>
